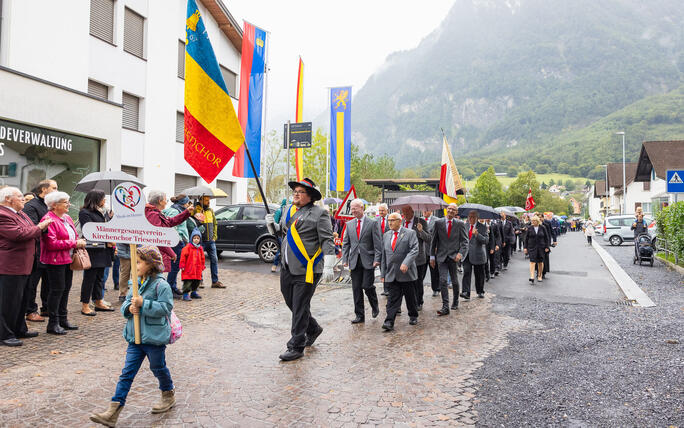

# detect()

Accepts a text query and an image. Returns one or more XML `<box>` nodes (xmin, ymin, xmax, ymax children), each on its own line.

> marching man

<box><xmin>266</xmin><ymin>178</ymin><xmax>336</xmax><ymax>362</ymax></box>
<box><xmin>342</xmin><ymin>199</ymin><xmax>382</xmax><ymax>323</ymax></box>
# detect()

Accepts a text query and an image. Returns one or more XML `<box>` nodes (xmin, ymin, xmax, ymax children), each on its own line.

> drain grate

<box><xmin>616</xmin><ymin>299</ymin><xmax>636</xmax><ymax>306</ymax></box>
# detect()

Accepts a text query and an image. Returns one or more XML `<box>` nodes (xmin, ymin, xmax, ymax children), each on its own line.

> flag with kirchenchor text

<box><xmin>184</xmin><ymin>0</ymin><xmax>244</xmax><ymax>183</ymax></box>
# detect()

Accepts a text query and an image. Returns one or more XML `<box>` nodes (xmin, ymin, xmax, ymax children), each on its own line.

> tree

<box><xmin>471</xmin><ymin>166</ymin><xmax>504</xmax><ymax>207</ymax></box>
<box><xmin>585</xmin><ymin>179</ymin><xmax>592</xmax><ymax>187</ymax></box>
<box><xmin>505</xmin><ymin>170</ymin><xmax>540</xmax><ymax>208</ymax></box>
<box><xmin>536</xmin><ymin>164</ymin><xmax>550</xmax><ymax>174</ymax></box>
<box><xmin>564</xmin><ymin>179</ymin><xmax>576</xmax><ymax>191</ymax></box>
<box><xmin>507</xmin><ymin>166</ymin><xmax>518</xmax><ymax>177</ymax></box>
<box><xmin>549</xmin><ymin>178</ymin><xmax>556</xmax><ymax>186</ymax></box>
<box><xmin>251</xmin><ymin>130</ymin><xmax>287</xmax><ymax>203</ymax></box>
<box><xmin>350</xmin><ymin>145</ymin><xmax>399</xmax><ymax>202</ymax></box>
<box><xmin>460</xmin><ymin>166</ymin><xmax>476</xmax><ymax>180</ymax></box>
<box><xmin>540</xmin><ymin>181</ymin><xmax>548</xmax><ymax>189</ymax></box>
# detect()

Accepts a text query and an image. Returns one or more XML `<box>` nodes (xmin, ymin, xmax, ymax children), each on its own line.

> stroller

<box><xmin>633</xmin><ymin>233</ymin><xmax>654</xmax><ymax>267</ymax></box>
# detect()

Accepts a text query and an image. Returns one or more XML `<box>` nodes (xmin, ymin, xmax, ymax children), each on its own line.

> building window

<box><xmin>87</xmin><ymin>79</ymin><xmax>109</xmax><ymax>100</ymax></box>
<box><xmin>174</xmin><ymin>174</ymin><xmax>197</xmax><ymax>195</ymax></box>
<box><xmin>124</xmin><ymin>7</ymin><xmax>145</xmax><ymax>59</ymax></box>
<box><xmin>215</xmin><ymin>180</ymin><xmax>233</xmax><ymax>206</ymax></box>
<box><xmin>643</xmin><ymin>181</ymin><xmax>650</xmax><ymax>191</ymax></box>
<box><xmin>122</xmin><ymin>92</ymin><xmax>141</xmax><ymax>131</ymax></box>
<box><xmin>178</xmin><ymin>40</ymin><xmax>185</xmax><ymax>79</ymax></box>
<box><xmin>90</xmin><ymin>0</ymin><xmax>115</xmax><ymax>44</ymax></box>
<box><xmin>219</xmin><ymin>65</ymin><xmax>237</xmax><ymax>98</ymax></box>
<box><xmin>176</xmin><ymin>112</ymin><xmax>184</xmax><ymax>143</ymax></box>
<box><xmin>121</xmin><ymin>165</ymin><xmax>138</xmax><ymax>177</ymax></box>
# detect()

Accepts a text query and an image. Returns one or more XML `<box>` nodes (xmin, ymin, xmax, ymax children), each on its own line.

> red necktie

<box><xmin>469</xmin><ymin>224</ymin><xmax>473</xmax><ymax>239</ymax></box>
<box><xmin>405</xmin><ymin>220</ymin><xmax>409</xmax><ymax>228</ymax></box>
<box><xmin>447</xmin><ymin>219</ymin><xmax>452</xmax><ymax>238</ymax></box>
<box><xmin>381</xmin><ymin>217</ymin><xmax>385</xmax><ymax>233</ymax></box>
<box><xmin>356</xmin><ymin>219</ymin><xmax>361</xmax><ymax>239</ymax></box>
<box><xmin>392</xmin><ymin>231</ymin><xmax>398</xmax><ymax>251</ymax></box>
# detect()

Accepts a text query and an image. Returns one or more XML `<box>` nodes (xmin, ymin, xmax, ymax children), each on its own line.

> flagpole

<box><xmin>260</xmin><ymin>31</ymin><xmax>270</xmax><ymax>198</ymax></box>
<box><xmin>325</xmin><ymin>87</ymin><xmax>330</xmax><ymax>199</ymax></box>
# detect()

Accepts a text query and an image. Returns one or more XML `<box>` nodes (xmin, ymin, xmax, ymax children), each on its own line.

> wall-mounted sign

<box><xmin>0</xmin><ymin>120</ymin><xmax>75</xmax><ymax>152</ymax></box>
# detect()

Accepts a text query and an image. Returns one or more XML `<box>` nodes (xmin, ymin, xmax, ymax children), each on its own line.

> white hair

<box><xmin>45</xmin><ymin>191</ymin><xmax>70</xmax><ymax>209</ymax></box>
<box><xmin>350</xmin><ymin>198</ymin><xmax>365</xmax><ymax>207</ymax></box>
<box><xmin>148</xmin><ymin>190</ymin><xmax>166</xmax><ymax>205</ymax></box>
<box><xmin>379</xmin><ymin>203</ymin><xmax>388</xmax><ymax>210</ymax></box>
<box><xmin>0</xmin><ymin>186</ymin><xmax>21</xmax><ymax>203</ymax></box>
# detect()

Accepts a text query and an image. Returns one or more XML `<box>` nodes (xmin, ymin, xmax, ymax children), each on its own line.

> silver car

<box><xmin>602</xmin><ymin>215</ymin><xmax>655</xmax><ymax>246</ymax></box>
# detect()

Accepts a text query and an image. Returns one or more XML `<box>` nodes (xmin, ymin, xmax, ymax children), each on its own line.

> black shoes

<box><xmin>450</xmin><ymin>304</ymin><xmax>459</xmax><ymax>310</ymax></box>
<box><xmin>460</xmin><ymin>293</ymin><xmax>470</xmax><ymax>300</ymax></box>
<box><xmin>18</xmin><ymin>331</ymin><xmax>39</xmax><ymax>338</ymax></box>
<box><xmin>380</xmin><ymin>291</ymin><xmax>388</xmax><ymax>296</ymax></box>
<box><xmin>305</xmin><ymin>326</ymin><xmax>323</xmax><ymax>347</ymax></box>
<box><xmin>432</xmin><ymin>291</ymin><xmax>439</xmax><ymax>297</ymax></box>
<box><xmin>416</xmin><ymin>304</ymin><xmax>423</xmax><ymax>311</ymax></box>
<box><xmin>372</xmin><ymin>307</ymin><xmax>380</xmax><ymax>318</ymax></box>
<box><xmin>350</xmin><ymin>317</ymin><xmax>365</xmax><ymax>324</ymax></box>
<box><xmin>437</xmin><ymin>308</ymin><xmax>449</xmax><ymax>316</ymax></box>
<box><xmin>279</xmin><ymin>349</ymin><xmax>304</xmax><ymax>361</ymax></box>
<box><xmin>1</xmin><ymin>338</ymin><xmax>23</xmax><ymax>346</ymax></box>
<box><xmin>529</xmin><ymin>278</ymin><xmax>534</xmax><ymax>284</ymax></box>
<box><xmin>477</xmin><ymin>293</ymin><xmax>485</xmax><ymax>298</ymax></box>
<box><xmin>60</xmin><ymin>320</ymin><xmax>78</xmax><ymax>330</ymax></box>
<box><xmin>409</xmin><ymin>317</ymin><xmax>418</xmax><ymax>325</ymax></box>
<box><xmin>47</xmin><ymin>325</ymin><xmax>66</xmax><ymax>335</ymax></box>
<box><xmin>382</xmin><ymin>321</ymin><xmax>394</xmax><ymax>331</ymax></box>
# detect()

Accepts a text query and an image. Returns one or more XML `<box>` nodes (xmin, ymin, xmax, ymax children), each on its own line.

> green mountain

<box><xmin>352</xmin><ymin>0</ymin><xmax>684</xmax><ymax>176</ymax></box>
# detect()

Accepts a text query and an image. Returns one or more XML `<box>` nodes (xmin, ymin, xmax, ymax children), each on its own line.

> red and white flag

<box><xmin>525</xmin><ymin>188</ymin><xmax>535</xmax><ymax>211</ymax></box>
<box><xmin>439</xmin><ymin>136</ymin><xmax>463</xmax><ymax>203</ymax></box>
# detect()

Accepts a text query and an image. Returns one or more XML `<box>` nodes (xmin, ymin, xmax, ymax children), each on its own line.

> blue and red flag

<box><xmin>232</xmin><ymin>22</ymin><xmax>267</xmax><ymax>178</ymax></box>
<box><xmin>329</xmin><ymin>86</ymin><xmax>351</xmax><ymax>192</ymax></box>
<box><xmin>184</xmin><ymin>0</ymin><xmax>244</xmax><ymax>184</ymax></box>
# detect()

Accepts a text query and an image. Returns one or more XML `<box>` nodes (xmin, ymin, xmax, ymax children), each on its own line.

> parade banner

<box><xmin>232</xmin><ymin>22</ymin><xmax>267</xmax><ymax>178</ymax></box>
<box><xmin>184</xmin><ymin>0</ymin><xmax>244</xmax><ymax>183</ymax></box>
<box><xmin>294</xmin><ymin>58</ymin><xmax>305</xmax><ymax>181</ymax></box>
<box><xmin>329</xmin><ymin>87</ymin><xmax>351</xmax><ymax>192</ymax></box>
<box><xmin>525</xmin><ymin>188</ymin><xmax>536</xmax><ymax>211</ymax></box>
<box><xmin>439</xmin><ymin>135</ymin><xmax>464</xmax><ymax>205</ymax></box>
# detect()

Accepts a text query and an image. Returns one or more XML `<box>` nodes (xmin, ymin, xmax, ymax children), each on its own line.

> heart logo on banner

<box><xmin>114</xmin><ymin>185</ymin><xmax>142</xmax><ymax>212</ymax></box>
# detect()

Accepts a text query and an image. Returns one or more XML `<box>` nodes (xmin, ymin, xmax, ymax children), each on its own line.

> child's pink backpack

<box><xmin>168</xmin><ymin>311</ymin><xmax>182</xmax><ymax>344</ymax></box>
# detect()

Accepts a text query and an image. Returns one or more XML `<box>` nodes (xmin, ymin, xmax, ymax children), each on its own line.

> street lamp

<box><xmin>600</xmin><ymin>164</ymin><xmax>607</xmax><ymax>216</ymax></box>
<box><xmin>615</xmin><ymin>132</ymin><xmax>626</xmax><ymax>214</ymax></box>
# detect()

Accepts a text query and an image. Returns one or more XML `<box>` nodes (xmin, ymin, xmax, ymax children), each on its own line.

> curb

<box><xmin>591</xmin><ymin>240</ymin><xmax>656</xmax><ymax>308</ymax></box>
<box><xmin>656</xmin><ymin>255</ymin><xmax>684</xmax><ymax>276</ymax></box>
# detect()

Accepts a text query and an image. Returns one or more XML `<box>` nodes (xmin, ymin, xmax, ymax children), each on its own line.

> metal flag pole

<box><xmin>259</xmin><ymin>29</ymin><xmax>270</xmax><ymax>198</ymax></box>
<box><xmin>244</xmin><ymin>141</ymin><xmax>270</xmax><ymax>214</ymax></box>
<box><xmin>326</xmin><ymin>87</ymin><xmax>330</xmax><ymax>198</ymax></box>
<box><xmin>286</xmin><ymin>120</ymin><xmax>291</xmax><ymax>187</ymax></box>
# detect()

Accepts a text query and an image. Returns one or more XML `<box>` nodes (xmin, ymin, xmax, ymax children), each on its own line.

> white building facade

<box><xmin>0</xmin><ymin>0</ymin><xmax>247</xmax><ymax>213</ymax></box>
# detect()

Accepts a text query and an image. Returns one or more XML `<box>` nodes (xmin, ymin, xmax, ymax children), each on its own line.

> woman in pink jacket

<box><xmin>40</xmin><ymin>192</ymin><xmax>86</xmax><ymax>335</ymax></box>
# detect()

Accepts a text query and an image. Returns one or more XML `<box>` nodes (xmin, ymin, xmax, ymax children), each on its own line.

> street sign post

<box><xmin>283</xmin><ymin>122</ymin><xmax>312</xmax><ymax>149</ymax></box>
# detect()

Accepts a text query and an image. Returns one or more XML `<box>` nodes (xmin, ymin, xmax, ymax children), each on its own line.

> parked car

<box><xmin>593</xmin><ymin>221</ymin><xmax>603</xmax><ymax>235</ymax></box>
<box><xmin>214</xmin><ymin>203</ymin><xmax>280</xmax><ymax>263</ymax></box>
<box><xmin>602</xmin><ymin>214</ymin><xmax>656</xmax><ymax>246</ymax></box>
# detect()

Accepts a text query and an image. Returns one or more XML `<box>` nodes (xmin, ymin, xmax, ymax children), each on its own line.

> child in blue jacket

<box><xmin>90</xmin><ymin>246</ymin><xmax>175</xmax><ymax>427</ymax></box>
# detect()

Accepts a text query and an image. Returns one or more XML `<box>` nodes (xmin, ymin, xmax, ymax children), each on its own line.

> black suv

<box><xmin>214</xmin><ymin>203</ymin><xmax>280</xmax><ymax>263</ymax></box>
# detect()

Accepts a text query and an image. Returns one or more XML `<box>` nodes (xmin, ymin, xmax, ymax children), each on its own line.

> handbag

<box><xmin>70</xmin><ymin>247</ymin><xmax>92</xmax><ymax>271</ymax></box>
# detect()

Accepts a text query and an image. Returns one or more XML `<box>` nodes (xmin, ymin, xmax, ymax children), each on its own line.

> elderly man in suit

<box><xmin>430</xmin><ymin>203</ymin><xmax>468</xmax><ymax>315</ymax></box>
<box><xmin>343</xmin><ymin>199</ymin><xmax>382</xmax><ymax>323</ymax></box>
<box><xmin>375</xmin><ymin>203</ymin><xmax>390</xmax><ymax>296</ymax></box>
<box><xmin>500</xmin><ymin>212</ymin><xmax>516</xmax><ymax>270</ymax></box>
<box><xmin>400</xmin><ymin>206</ymin><xmax>430</xmax><ymax>311</ymax></box>
<box><xmin>460</xmin><ymin>211</ymin><xmax>489</xmax><ymax>300</ymax></box>
<box><xmin>488</xmin><ymin>218</ymin><xmax>502</xmax><ymax>277</ymax></box>
<box><xmin>380</xmin><ymin>212</ymin><xmax>419</xmax><ymax>331</ymax></box>
<box><xmin>0</xmin><ymin>187</ymin><xmax>52</xmax><ymax>346</ymax></box>
<box><xmin>266</xmin><ymin>178</ymin><xmax>336</xmax><ymax>362</ymax></box>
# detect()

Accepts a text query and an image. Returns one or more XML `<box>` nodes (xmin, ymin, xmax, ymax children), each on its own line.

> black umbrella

<box><xmin>457</xmin><ymin>203</ymin><xmax>499</xmax><ymax>219</ymax></box>
<box><xmin>75</xmin><ymin>171</ymin><xmax>145</xmax><ymax>193</ymax></box>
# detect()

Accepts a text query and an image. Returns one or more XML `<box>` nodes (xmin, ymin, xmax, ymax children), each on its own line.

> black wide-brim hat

<box><xmin>288</xmin><ymin>177</ymin><xmax>322</xmax><ymax>202</ymax></box>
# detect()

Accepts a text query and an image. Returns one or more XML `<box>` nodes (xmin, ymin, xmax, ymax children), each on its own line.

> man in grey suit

<box><xmin>461</xmin><ymin>211</ymin><xmax>489</xmax><ymax>299</ymax></box>
<box><xmin>400</xmin><ymin>206</ymin><xmax>430</xmax><ymax>311</ymax></box>
<box><xmin>266</xmin><ymin>178</ymin><xmax>336</xmax><ymax>361</ymax></box>
<box><xmin>380</xmin><ymin>212</ymin><xmax>419</xmax><ymax>331</ymax></box>
<box><xmin>429</xmin><ymin>203</ymin><xmax>468</xmax><ymax>315</ymax></box>
<box><xmin>343</xmin><ymin>199</ymin><xmax>382</xmax><ymax>323</ymax></box>
<box><xmin>424</xmin><ymin>210</ymin><xmax>441</xmax><ymax>297</ymax></box>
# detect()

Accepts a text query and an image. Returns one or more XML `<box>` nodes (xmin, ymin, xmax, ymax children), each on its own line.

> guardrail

<box><xmin>655</xmin><ymin>236</ymin><xmax>679</xmax><ymax>265</ymax></box>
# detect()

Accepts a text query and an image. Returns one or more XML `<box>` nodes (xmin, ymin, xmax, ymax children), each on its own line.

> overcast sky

<box><xmin>226</xmin><ymin>0</ymin><xmax>456</xmax><ymax>133</ymax></box>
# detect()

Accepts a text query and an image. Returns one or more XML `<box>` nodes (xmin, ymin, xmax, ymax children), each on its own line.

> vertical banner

<box><xmin>232</xmin><ymin>22</ymin><xmax>267</xmax><ymax>178</ymax></box>
<box><xmin>329</xmin><ymin>86</ymin><xmax>351</xmax><ymax>192</ymax></box>
<box><xmin>184</xmin><ymin>0</ymin><xmax>244</xmax><ymax>183</ymax></box>
<box><xmin>439</xmin><ymin>135</ymin><xmax>463</xmax><ymax>204</ymax></box>
<box><xmin>294</xmin><ymin>58</ymin><xmax>304</xmax><ymax>181</ymax></box>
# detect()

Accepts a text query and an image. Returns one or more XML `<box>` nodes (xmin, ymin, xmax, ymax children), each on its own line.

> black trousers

<box><xmin>413</xmin><ymin>263</ymin><xmax>428</xmax><ymax>306</ymax></box>
<box><xmin>461</xmin><ymin>260</ymin><xmax>485</xmax><ymax>297</ymax></box>
<box><xmin>438</xmin><ymin>258</ymin><xmax>460</xmax><ymax>308</ymax></box>
<box><xmin>502</xmin><ymin>243</ymin><xmax>511</xmax><ymax>267</ymax></box>
<box><xmin>489</xmin><ymin>250</ymin><xmax>497</xmax><ymax>274</ymax></box>
<box><xmin>484</xmin><ymin>257</ymin><xmax>491</xmax><ymax>280</ymax></box>
<box><xmin>46</xmin><ymin>264</ymin><xmax>73</xmax><ymax>326</ymax></box>
<box><xmin>25</xmin><ymin>257</ymin><xmax>49</xmax><ymax>314</ymax></box>
<box><xmin>385</xmin><ymin>280</ymin><xmax>418</xmax><ymax>323</ymax></box>
<box><xmin>429</xmin><ymin>261</ymin><xmax>440</xmax><ymax>292</ymax></box>
<box><xmin>280</xmin><ymin>268</ymin><xmax>321</xmax><ymax>352</ymax></box>
<box><xmin>80</xmin><ymin>267</ymin><xmax>105</xmax><ymax>304</ymax></box>
<box><xmin>517</xmin><ymin>235</ymin><xmax>524</xmax><ymax>250</ymax></box>
<box><xmin>0</xmin><ymin>274</ymin><xmax>30</xmax><ymax>340</ymax></box>
<box><xmin>350</xmin><ymin>264</ymin><xmax>378</xmax><ymax>319</ymax></box>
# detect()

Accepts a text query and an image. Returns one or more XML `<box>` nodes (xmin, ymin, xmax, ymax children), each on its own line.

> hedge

<box><xmin>655</xmin><ymin>201</ymin><xmax>684</xmax><ymax>262</ymax></box>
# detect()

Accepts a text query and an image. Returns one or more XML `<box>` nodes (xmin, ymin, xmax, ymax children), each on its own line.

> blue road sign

<box><xmin>666</xmin><ymin>170</ymin><xmax>684</xmax><ymax>193</ymax></box>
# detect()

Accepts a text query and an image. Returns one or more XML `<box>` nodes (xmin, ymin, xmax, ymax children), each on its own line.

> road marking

<box><xmin>591</xmin><ymin>240</ymin><xmax>656</xmax><ymax>307</ymax></box>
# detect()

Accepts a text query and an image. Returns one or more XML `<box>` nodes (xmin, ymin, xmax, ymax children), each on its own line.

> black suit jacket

<box><xmin>501</xmin><ymin>220</ymin><xmax>515</xmax><ymax>244</ymax></box>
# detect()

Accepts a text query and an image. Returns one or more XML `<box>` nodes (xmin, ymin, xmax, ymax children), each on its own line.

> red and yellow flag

<box><xmin>294</xmin><ymin>58</ymin><xmax>304</xmax><ymax>181</ymax></box>
<box><xmin>184</xmin><ymin>0</ymin><xmax>244</xmax><ymax>183</ymax></box>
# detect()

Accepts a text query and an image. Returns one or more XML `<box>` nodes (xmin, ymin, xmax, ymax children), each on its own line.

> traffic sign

<box><xmin>666</xmin><ymin>170</ymin><xmax>684</xmax><ymax>193</ymax></box>
<box><xmin>283</xmin><ymin>122</ymin><xmax>312</xmax><ymax>149</ymax></box>
<box><xmin>334</xmin><ymin>185</ymin><xmax>357</xmax><ymax>220</ymax></box>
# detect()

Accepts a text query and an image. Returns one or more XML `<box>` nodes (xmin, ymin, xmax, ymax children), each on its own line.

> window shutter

<box><xmin>122</xmin><ymin>92</ymin><xmax>140</xmax><ymax>131</ymax></box>
<box><xmin>219</xmin><ymin>65</ymin><xmax>237</xmax><ymax>98</ymax></box>
<box><xmin>216</xmin><ymin>180</ymin><xmax>233</xmax><ymax>206</ymax></box>
<box><xmin>90</xmin><ymin>0</ymin><xmax>114</xmax><ymax>44</ymax></box>
<box><xmin>87</xmin><ymin>80</ymin><xmax>108</xmax><ymax>100</ymax></box>
<box><xmin>178</xmin><ymin>40</ymin><xmax>185</xmax><ymax>79</ymax></box>
<box><xmin>124</xmin><ymin>7</ymin><xmax>145</xmax><ymax>58</ymax></box>
<box><xmin>175</xmin><ymin>174</ymin><xmax>197</xmax><ymax>195</ymax></box>
<box><xmin>176</xmin><ymin>112</ymin><xmax>184</xmax><ymax>143</ymax></box>
<box><xmin>121</xmin><ymin>165</ymin><xmax>138</xmax><ymax>177</ymax></box>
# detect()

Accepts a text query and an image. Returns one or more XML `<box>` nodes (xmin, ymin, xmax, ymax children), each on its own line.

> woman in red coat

<box><xmin>179</xmin><ymin>229</ymin><xmax>205</xmax><ymax>300</ymax></box>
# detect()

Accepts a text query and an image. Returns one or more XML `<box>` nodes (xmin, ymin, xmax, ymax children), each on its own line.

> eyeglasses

<box><xmin>388</xmin><ymin>218</ymin><xmax>401</xmax><ymax>222</ymax></box>
<box><xmin>292</xmin><ymin>190</ymin><xmax>308</xmax><ymax>195</ymax></box>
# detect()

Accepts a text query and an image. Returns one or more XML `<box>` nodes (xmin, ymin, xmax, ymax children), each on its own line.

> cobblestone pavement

<box><xmin>0</xmin><ymin>263</ymin><xmax>525</xmax><ymax>427</ymax></box>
